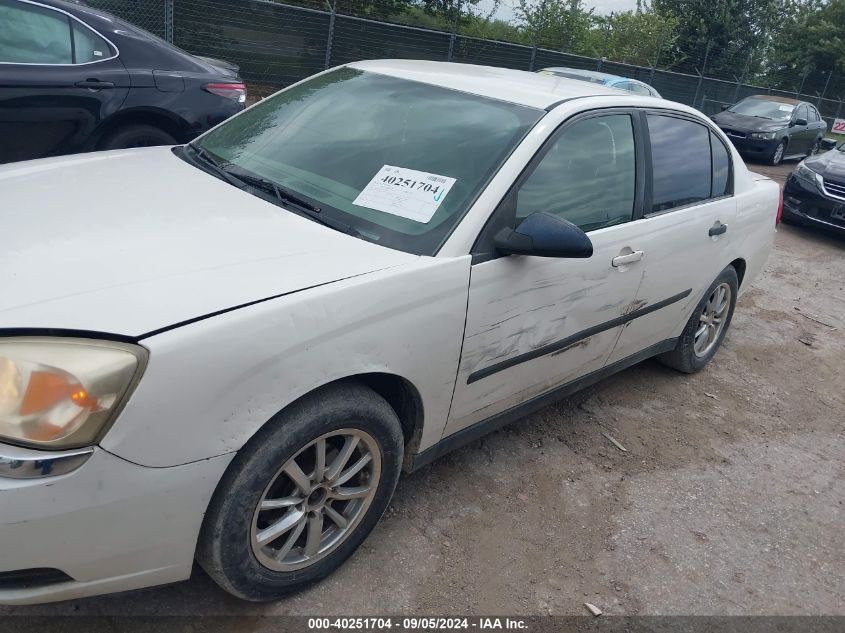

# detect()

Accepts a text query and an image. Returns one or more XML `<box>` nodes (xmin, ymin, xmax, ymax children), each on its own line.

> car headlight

<box><xmin>0</xmin><ymin>338</ymin><xmax>146</xmax><ymax>449</ymax></box>
<box><xmin>794</xmin><ymin>161</ymin><xmax>824</xmax><ymax>189</ymax></box>
<box><xmin>749</xmin><ymin>131</ymin><xmax>778</xmax><ymax>140</ymax></box>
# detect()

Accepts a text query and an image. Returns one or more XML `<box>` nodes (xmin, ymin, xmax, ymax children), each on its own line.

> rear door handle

<box><xmin>612</xmin><ymin>250</ymin><xmax>644</xmax><ymax>267</ymax></box>
<box><xmin>75</xmin><ymin>80</ymin><xmax>114</xmax><ymax>90</ymax></box>
<box><xmin>709</xmin><ymin>223</ymin><xmax>728</xmax><ymax>237</ymax></box>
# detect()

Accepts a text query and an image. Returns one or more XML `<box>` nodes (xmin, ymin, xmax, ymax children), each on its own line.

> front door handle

<box><xmin>612</xmin><ymin>250</ymin><xmax>644</xmax><ymax>267</ymax></box>
<box><xmin>75</xmin><ymin>80</ymin><xmax>114</xmax><ymax>90</ymax></box>
<box><xmin>709</xmin><ymin>222</ymin><xmax>728</xmax><ymax>237</ymax></box>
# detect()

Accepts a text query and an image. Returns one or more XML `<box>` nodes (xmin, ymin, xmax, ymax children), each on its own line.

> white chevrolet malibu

<box><xmin>0</xmin><ymin>60</ymin><xmax>779</xmax><ymax>604</ymax></box>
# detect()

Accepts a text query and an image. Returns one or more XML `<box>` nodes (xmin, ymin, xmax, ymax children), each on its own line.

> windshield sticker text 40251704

<box><xmin>353</xmin><ymin>165</ymin><xmax>457</xmax><ymax>223</ymax></box>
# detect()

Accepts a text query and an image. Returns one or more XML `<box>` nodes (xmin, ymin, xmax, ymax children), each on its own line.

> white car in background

<box><xmin>0</xmin><ymin>60</ymin><xmax>778</xmax><ymax>604</ymax></box>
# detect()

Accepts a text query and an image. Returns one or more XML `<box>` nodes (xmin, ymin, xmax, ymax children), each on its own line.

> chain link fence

<box><xmin>87</xmin><ymin>0</ymin><xmax>845</xmax><ymax>131</ymax></box>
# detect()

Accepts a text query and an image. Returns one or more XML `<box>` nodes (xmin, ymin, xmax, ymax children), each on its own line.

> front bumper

<box><xmin>0</xmin><ymin>445</ymin><xmax>232</xmax><ymax>605</ymax></box>
<box><xmin>723</xmin><ymin>133</ymin><xmax>779</xmax><ymax>158</ymax></box>
<box><xmin>783</xmin><ymin>174</ymin><xmax>845</xmax><ymax>235</ymax></box>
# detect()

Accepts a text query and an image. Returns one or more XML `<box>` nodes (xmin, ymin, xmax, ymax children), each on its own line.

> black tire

<box><xmin>768</xmin><ymin>140</ymin><xmax>786</xmax><ymax>166</ymax></box>
<box><xmin>97</xmin><ymin>123</ymin><xmax>176</xmax><ymax>150</ymax></box>
<box><xmin>196</xmin><ymin>382</ymin><xmax>403</xmax><ymax>601</ymax></box>
<box><xmin>658</xmin><ymin>266</ymin><xmax>738</xmax><ymax>374</ymax></box>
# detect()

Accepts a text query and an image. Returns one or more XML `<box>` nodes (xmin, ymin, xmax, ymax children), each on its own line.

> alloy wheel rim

<box><xmin>774</xmin><ymin>143</ymin><xmax>784</xmax><ymax>163</ymax></box>
<box><xmin>250</xmin><ymin>428</ymin><xmax>381</xmax><ymax>572</ymax></box>
<box><xmin>694</xmin><ymin>282</ymin><xmax>731</xmax><ymax>358</ymax></box>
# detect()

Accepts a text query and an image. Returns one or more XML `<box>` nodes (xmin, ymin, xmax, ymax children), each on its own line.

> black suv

<box><xmin>711</xmin><ymin>95</ymin><xmax>827</xmax><ymax>166</ymax></box>
<box><xmin>0</xmin><ymin>0</ymin><xmax>246</xmax><ymax>163</ymax></box>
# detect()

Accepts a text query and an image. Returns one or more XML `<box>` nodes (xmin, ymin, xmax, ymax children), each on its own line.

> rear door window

<box><xmin>710</xmin><ymin>132</ymin><xmax>731</xmax><ymax>198</ymax></box>
<box><xmin>647</xmin><ymin>114</ymin><xmax>712</xmax><ymax>212</ymax></box>
<box><xmin>0</xmin><ymin>0</ymin><xmax>72</xmax><ymax>64</ymax></box>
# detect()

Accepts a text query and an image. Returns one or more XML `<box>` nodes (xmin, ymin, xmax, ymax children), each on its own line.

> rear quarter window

<box><xmin>710</xmin><ymin>132</ymin><xmax>731</xmax><ymax>198</ymax></box>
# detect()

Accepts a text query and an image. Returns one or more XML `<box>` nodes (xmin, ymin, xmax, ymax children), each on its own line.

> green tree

<box><xmin>766</xmin><ymin>0</ymin><xmax>845</xmax><ymax>91</ymax></box>
<box><xmin>587</xmin><ymin>7</ymin><xmax>678</xmax><ymax>66</ymax></box>
<box><xmin>651</xmin><ymin>0</ymin><xmax>783</xmax><ymax>78</ymax></box>
<box><xmin>515</xmin><ymin>0</ymin><xmax>594</xmax><ymax>52</ymax></box>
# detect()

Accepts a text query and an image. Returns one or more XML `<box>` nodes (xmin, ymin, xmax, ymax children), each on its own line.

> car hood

<box><xmin>0</xmin><ymin>147</ymin><xmax>416</xmax><ymax>338</ymax></box>
<box><xmin>712</xmin><ymin>111</ymin><xmax>786</xmax><ymax>132</ymax></box>
<box><xmin>805</xmin><ymin>148</ymin><xmax>845</xmax><ymax>182</ymax></box>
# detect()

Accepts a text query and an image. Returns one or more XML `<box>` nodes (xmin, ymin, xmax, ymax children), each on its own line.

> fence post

<box><xmin>598</xmin><ymin>13</ymin><xmax>611</xmax><ymax>71</ymax></box>
<box><xmin>164</xmin><ymin>0</ymin><xmax>174</xmax><ymax>43</ymax></box>
<box><xmin>819</xmin><ymin>70</ymin><xmax>832</xmax><ymax>104</ymax></box>
<box><xmin>835</xmin><ymin>97</ymin><xmax>843</xmax><ymax>122</ymax></box>
<box><xmin>446</xmin><ymin>0</ymin><xmax>463</xmax><ymax>62</ymax></box>
<box><xmin>733</xmin><ymin>54</ymin><xmax>751</xmax><ymax>104</ymax></box>
<box><xmin>649</xmin><ymin>29</ymin><xmax>664</xmax><ymax>85</ymax></box>
<box><xmin>796</xmin><ymin>69</ymin><xmax>808</xmax><ymax>97</ymax></box>
<box><xmin>692</xmin><ymin>40</ymin><xmax>711</xmax><ymax>110</ymax></box>
<box><xmin>529</xmin><ymin>45</ymin><xmax>537</xmax><ymax>72</ymax></box>
<box><xmin>324</xmin><ymin>0</ymin><xmax>336</xmax><ymax>70</ymax></box>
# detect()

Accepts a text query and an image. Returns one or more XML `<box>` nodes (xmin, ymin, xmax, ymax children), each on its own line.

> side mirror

<box><xmin>820</xmin><ymin>138</ymin><xmax>837</xmax><ymax>151</ymax></box>
<box><xmin>794</xmin><ymin>117</ymin><xmax>808</xmax><ymax>127</ymax></box>
<box><xmin>494</xmin><ymin>212</ymin><xmax>593</xmax><ymax>259</ymax></box>
<box><xmin>720</xmin><ymin>104</ymin><xmax>730</xmax><ymax>111</ymax></box>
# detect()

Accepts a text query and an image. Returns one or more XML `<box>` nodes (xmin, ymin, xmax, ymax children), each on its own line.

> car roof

<box><xmin>348</xmin><ymin>60</ymin><xmax>625</xmax><ymax>110</ymax></box>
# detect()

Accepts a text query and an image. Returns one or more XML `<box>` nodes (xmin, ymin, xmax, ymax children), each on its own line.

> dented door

<box><xmin>606</xmin><ymin>113</ymin><xmax>739</xmax><ymax>364</ymax></box>
<box><xmin>444</xmin><ymin>227</ymin><xmax>643</xmax><ymax>436</ymax></box>
<box><xmin>444</xmin><ymin>110</ymin><xmax>646</xmax><ymax>437</ymax></box>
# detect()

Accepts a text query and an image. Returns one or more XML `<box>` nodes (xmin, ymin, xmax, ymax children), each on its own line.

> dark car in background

<box><xmin>783</xmin><ymin>141</ymin><xmax>845</xmax><ymax>235</ymax></box>
<box><xmin>537</xmin><ymin>67</ymin><xmax>662</xmax><ymax>98</ymax></box>
<box><xmin>711</xmin><ymin>95</ymin><xmax>827</xmax><ymax>166</ymax></box>
<box><xmin>0</xmin><ymin>0</ymin><xmax>246</xmax><ymax>164</ymax></box>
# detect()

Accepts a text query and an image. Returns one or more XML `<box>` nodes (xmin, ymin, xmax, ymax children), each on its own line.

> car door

<box><xmin>0</xmin><ymin>0</ymin><xmax>129</xmax><ymax>163</ymax></box>
<box><xmin>788</xmin><ymin>104</ymin><xmax>812</xmax><ymax>155</ymax></box>
<box><xmin>444</xmin><ymin>110</ymin><xmax>646</xmax><ymax>437</ymax></box>
<box><xmin>808</xmin><ymin>106</ymin><xmax>826</xmax><ymax>145</ymax></box>
<box><xmin>606</xmin><ymin>111</ymin><xmax>737</xmax><ymax>364</ymax></box>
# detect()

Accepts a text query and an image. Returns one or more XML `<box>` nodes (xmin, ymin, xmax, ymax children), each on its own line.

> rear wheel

<box><xmin>97</xmin><ymin>124</ymin><xmax>176</xmax><ymax>150</ymax></box>
<box><xmin>197</xmin><ymin>382</ymin><xmax>403</xmax><ymax>601</ymax></box>
<box><xmin>658</xmin><ymin>266</ymin><xmax>738</xmax><ymax>373</ymax></box>
<box><xmin>807</xmin><ymin>138</ymin><xmax>821</xmax><ymax>156</ymax></box>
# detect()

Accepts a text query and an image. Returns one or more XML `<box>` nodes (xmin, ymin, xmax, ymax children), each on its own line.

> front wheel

<box><xmin>197</xmin><ymin>382</ymin><xmax>404</xmax><ymax>601</ymax></box>
<box><xmin>658</xmin><ymin>266</ymin><xmax>738</xmax><ymax>374</ymax></box>
<box><xmin>769</xmin><ymin>140</ymin><xmax>786</xmax><ymax>166</ymax></box>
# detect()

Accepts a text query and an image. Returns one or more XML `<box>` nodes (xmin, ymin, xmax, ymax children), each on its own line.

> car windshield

<box><xmin>728</xmin><ymin>98</ymin><xmax>795</xmax><ymax>121</ymax></box>
<box><xmin>191</xmin><ymin>68</ymin><xmax>542</xmax><ymax>255</ymax></box>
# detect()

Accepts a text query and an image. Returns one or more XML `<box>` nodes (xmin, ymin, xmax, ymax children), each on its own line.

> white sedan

<box><xmin>0</xmin><ymin>60</ymin><xmax>779</xmax><ymax>604</ymax></box>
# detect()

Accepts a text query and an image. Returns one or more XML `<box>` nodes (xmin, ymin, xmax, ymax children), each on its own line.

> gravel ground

<box><xmin>4</xmin><ymin>159</ymin><xmax>843</xmax><ymax>617</ymax></box>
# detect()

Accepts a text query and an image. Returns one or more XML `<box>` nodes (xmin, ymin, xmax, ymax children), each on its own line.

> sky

<box><xmin>477</xmin><ymin>0</ymin><xmax>639</xmax><ymax>21</ymax></box>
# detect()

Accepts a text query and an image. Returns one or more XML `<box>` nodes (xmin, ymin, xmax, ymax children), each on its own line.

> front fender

<box><xmin>101</xmin><ymin>256</ymin><xmax>471</xmax><ymax>467</ymax></box>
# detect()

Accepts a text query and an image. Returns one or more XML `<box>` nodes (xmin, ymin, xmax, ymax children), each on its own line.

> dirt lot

<box><xmin>3</xmin><ymin>160</ymin><xmax>843</xmax><ymax>617</ymax></box>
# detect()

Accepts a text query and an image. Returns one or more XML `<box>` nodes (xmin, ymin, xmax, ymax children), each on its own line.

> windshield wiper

<box><xmin>187</xmin><ymin>144</ymin><xmax>361</xmax><ymax>238</ymax></box>
<box><xmin>225</xmin><ymin>169</ymin><xmax>362</xmax><ymax>238</ymax></box>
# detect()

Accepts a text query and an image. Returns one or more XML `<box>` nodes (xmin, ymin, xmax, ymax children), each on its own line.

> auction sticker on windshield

<box><xmin>353</xmin><ymin>165</ymin><xmax>456</xmax><ymax>223</ymax></box>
